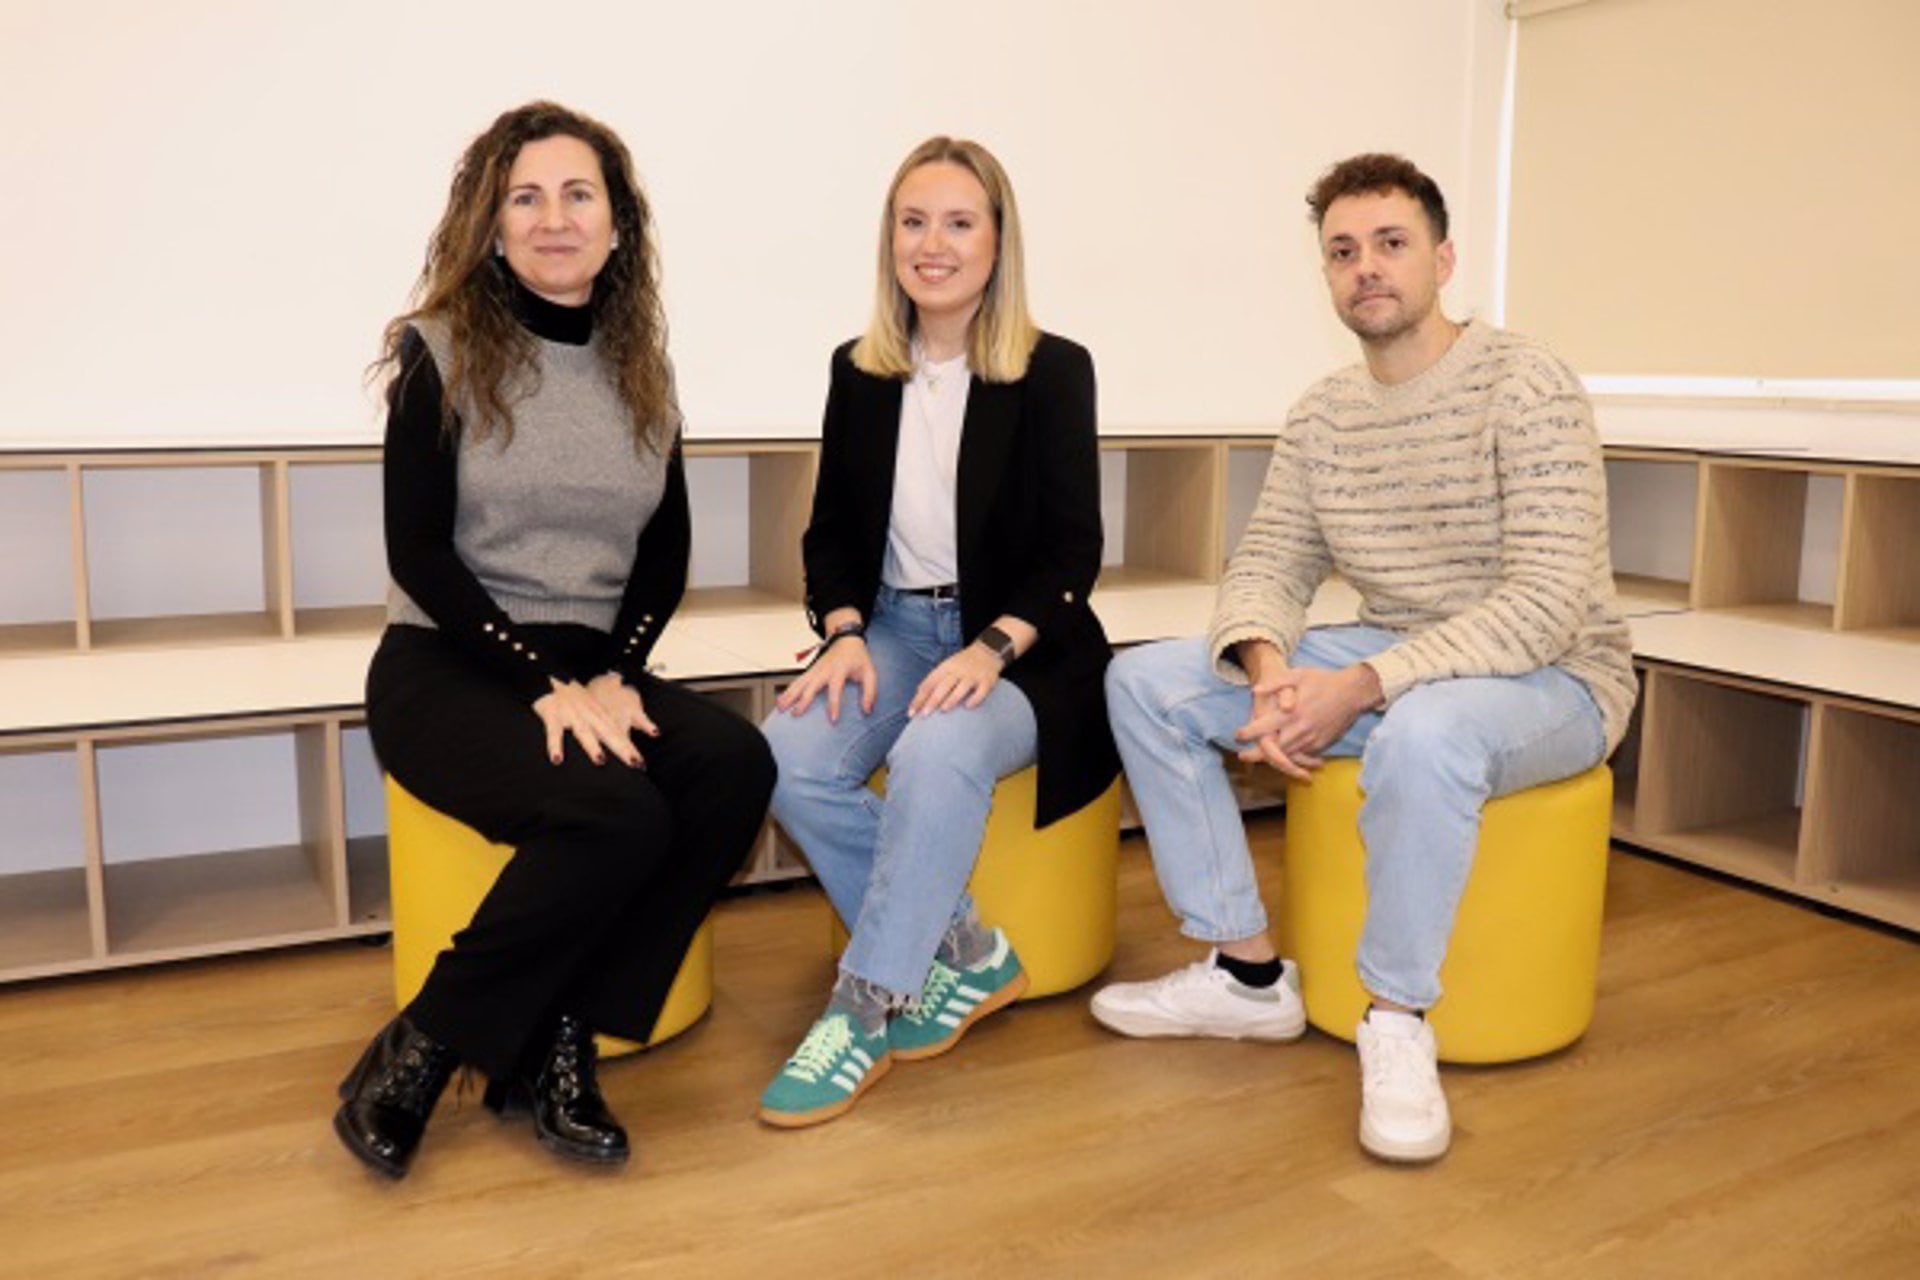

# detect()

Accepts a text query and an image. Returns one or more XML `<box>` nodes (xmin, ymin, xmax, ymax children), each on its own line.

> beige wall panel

<box><xmin>1509</xmin><ymin>0</ymin><xmax>1920</xmax><ymax>378</ymax></box>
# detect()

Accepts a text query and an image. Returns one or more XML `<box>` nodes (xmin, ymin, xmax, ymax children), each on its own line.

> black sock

<box><xmin>1214</xmin><ymin>952</ymin><xmax>1282</xmax><ymax>989</ymax></box>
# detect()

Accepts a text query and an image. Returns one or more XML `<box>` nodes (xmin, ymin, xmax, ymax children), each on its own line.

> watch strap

<box><xmin>977</xmin><ymin>624</ymin><xmax>1017</xmax><ymax>666</ymax></box>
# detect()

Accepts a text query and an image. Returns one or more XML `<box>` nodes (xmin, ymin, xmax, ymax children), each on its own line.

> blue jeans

<box><xmin>1106</xmin><ymin>627</ymin><xmax>1606</xmax><ymax>1009</ymax></box>
<box><xmin>762</xmin><ymin>587</ymin><xmax>1038</xmax><ymax>1000</ymax></box>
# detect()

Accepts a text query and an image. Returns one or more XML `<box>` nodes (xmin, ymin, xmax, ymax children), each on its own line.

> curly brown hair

<box><xmin>376</xmin><ymin>101</ymin><xmax>673</xmax><ymax>453</ymax></box>
<box><xmin>1305</xmin><ymin>153</ymin><xmax>1449</xmax><ymax>243</ymax></box>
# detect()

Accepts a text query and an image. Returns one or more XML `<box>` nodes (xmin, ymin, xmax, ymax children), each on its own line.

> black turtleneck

<box><xmin>501</xmin><ymin>269</ymin><xmax>594</xmax><ymax>345</ymax></box>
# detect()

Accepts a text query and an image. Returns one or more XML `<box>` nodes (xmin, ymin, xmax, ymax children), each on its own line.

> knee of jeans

<box><xmin>884</xmin><ymin>721</ymin><xmax>999</xmax><ymax>797</ymax></box>
<box><xmin>1359</xmin><ymin>712</ymin><xmax>1491</xmax><ymax>798</ymax></box>
<box><xmin>1104</xmin><ymin>657</ymin><xmax>1144</xmax><ymax>725</ymax></box>
<box><xmin>761</xmin><ymin>707</ymin><xmax>835</xmax><ymax>788</ymax></box>
<box><xmin>1106</xmin><ymin>640</ymin><xmax>1189</xmax><ymax>723</ymax></box>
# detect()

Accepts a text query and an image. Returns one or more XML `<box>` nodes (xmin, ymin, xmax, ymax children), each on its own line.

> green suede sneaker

<box><xmin>889</xmin><ymin>927</ymin><xmax>1030</xmax><ymax>1062</ymax></box>
<box><xmin>757</xmin><ymin>1011</ymin><xmax>892</xmax><ymax>1129</ymax></box>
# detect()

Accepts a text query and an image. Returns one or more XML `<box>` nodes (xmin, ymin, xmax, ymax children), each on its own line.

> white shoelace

<box><xmin>1364</xmin><ymin>1028</ymin><xmax>1438</xmax><ymax>1098</ymax></box>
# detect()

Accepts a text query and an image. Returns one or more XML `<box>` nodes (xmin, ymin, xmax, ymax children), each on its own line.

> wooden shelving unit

<box><xmin>2</xmin><ymin>437</ymin><xmax>1915</xmax><ymax>986</ymax></box>
<box><xmin>1603</xmin><ymin>449</ymin><xmax>1920</xmax><ymax>933</ymax></box>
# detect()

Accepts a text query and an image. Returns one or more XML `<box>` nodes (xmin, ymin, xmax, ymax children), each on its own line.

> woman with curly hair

<box><xmin>333</xmin><ymin>101</ymin><xmax>773</xmax><ymax>1179</ymax></box>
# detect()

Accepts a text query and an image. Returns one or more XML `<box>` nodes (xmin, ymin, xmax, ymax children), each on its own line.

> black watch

<box><xmin>820</xmin><ymin>618</ymin><xmax>866</xmax><ymax>654</ymax></box>
<box><xmin>976</xmin><ymin>624</ymin><xmax>1017</xmax><ymax>667</ymax></box>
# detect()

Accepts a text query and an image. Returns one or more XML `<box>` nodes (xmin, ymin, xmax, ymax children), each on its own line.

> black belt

<box><xmin>894</xmin><ymin>583</ymin><xmax>960</xmax><ymax>601</ymax></box>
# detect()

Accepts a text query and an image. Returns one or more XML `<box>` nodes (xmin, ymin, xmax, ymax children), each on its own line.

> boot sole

<box><xmin>535</xmin><ymin>1128</ymin><xmax>632</xmax><ymax>1167</ymax></box>
<box><xmin>332</xmin><ymin>1107</ymin><xmax>408</xmax><ymax>1180</ymax></box>
<box><xmin>892</xmin><ymin>968</ymin><xmax>1031</xmax><ymax>1062</ymax></box>
<box><xmin>757</xmin><ymin>1053</ymin><xmax>893</xmax><ymax>1129</ymax></box>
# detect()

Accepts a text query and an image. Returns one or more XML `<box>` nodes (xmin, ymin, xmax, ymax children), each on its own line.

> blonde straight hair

<box><xmin>851</xmin><ymin>136</ymin><xmax>1040</xmax><ymax>384</ymax></box>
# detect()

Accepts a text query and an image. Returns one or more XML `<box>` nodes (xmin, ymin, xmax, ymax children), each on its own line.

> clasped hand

<box><xmin>532</xmin><ymin>672</ymin><xmax>658</xmax><ymax>767</ymax></box>
<box><xmin>1234</xmin><ymin>664</ymin><xmax>1381</xmax><ymax>782</ymax></box>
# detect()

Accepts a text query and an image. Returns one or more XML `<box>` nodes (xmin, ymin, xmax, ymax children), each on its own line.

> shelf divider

<box><xmin>76</xmin><ymin>738</ymin><xmax>108</xmax><ymax>958</ymax></box>
<box><xmin>67</xmin><ymin>464</ymin><xmax>92</xmax><ymax>651</ymax></box>
<box><xmin>262</xmin><ymin>460</ymin><xmax>295</xmax><ymax>638</ymax></box>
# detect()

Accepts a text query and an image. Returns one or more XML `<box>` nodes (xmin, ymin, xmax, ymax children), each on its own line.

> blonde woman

<box><xmin>758</xmin><ymin>136</ymin><xmax>1117</xmax><ymax>1126</ymax></box>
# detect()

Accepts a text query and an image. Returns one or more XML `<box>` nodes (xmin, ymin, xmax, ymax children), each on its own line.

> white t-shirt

<box><xmin>882</xmin><ymin>348</ymin><xmax>970</xmax><ymax>589</ymax></box>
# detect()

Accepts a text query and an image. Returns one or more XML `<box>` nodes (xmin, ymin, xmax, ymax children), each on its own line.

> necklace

<box><xmin>915</xmin><ymin>348</ymin><xmax>964</xmax><ymax>393</ymax></box>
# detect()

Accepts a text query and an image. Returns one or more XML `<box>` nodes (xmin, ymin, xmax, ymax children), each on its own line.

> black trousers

<box><xmin>366</xmin><ymin>623</ymin><xmax>774</xmax><ymax>1079</ymax></box>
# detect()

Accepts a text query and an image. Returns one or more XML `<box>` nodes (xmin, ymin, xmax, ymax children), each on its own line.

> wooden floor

<box><xmin>3</xmin><ymin>818</ymin><xmax>1917</xmax><ymax>1279</ymax></box>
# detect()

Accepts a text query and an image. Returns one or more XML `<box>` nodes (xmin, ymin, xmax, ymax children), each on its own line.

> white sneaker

<box><xmin>1090</xmin><ymin>952</ymin><xmax>1305</xmax><ymax>1041</ymax></box>
<box><xmin>1355</xmin><ymin>1010</ymin><xmax>1451</xmax><ymax>1163</ymax></box>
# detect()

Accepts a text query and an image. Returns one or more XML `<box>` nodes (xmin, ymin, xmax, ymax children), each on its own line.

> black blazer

<box><xmin>802</xmin><ymin>332</ymin><xmax>1119</xmax><ymax>827</ymax></box>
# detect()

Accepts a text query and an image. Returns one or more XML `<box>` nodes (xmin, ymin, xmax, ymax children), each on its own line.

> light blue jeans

<box><xmin>1105</xmin><ymin>627</ymin><xmax>1606</xmax><ymax>1009</ymax></box>
<box><xmin>762</xmin><ymin>587</ymin><xmax>1038</xmax><ymax>1001</ymax></box>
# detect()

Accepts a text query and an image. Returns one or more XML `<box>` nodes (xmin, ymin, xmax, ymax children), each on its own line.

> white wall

<box><xmin>0</xmin><ymin>1</ymin><xmax>1510</xmax><ymax>873</ymax></box>
<box><xmin>0</xmin><ymin>0</ymin><xmax>1509</xmax><ymax>447</ymax></box>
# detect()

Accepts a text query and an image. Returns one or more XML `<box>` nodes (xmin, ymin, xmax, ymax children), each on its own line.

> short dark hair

<box><xmin>1306</xmin><ymin>153</ymin><xmax>1449</xmax><ymax>243</ymax></box>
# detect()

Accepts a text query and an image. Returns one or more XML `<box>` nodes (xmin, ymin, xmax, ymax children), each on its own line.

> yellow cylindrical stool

<box><xmin>386</xmin><ymin>777</ymin><xmax>714</xmax><ymax>1057</ymax></box>
<box><xmin>825</xmin><ymin>767</ymin><xmax>1124</xmax><ymax>998</ymax></box>
<box><xmin>1276</xmin><ymin>759</ymin><xmax>1611</xmax><ymax>1064</ymax></box>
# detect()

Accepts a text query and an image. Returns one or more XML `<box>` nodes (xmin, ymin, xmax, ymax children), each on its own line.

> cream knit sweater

<box><xmin>1207</xmin><ymin>320</ymin><xmax>1637</xmax><ymax>751</ymax></box>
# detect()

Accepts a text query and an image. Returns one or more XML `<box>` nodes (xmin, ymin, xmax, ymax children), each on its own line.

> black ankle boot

<box><xmin>509</xmin><ymin>1014</ymin><xmax>630</xmax><ymax>1166</ymax></box>
<box><xmin>332</xmin><ymin>1015</ymin><xmax>458</xmax><ymax>1179</ymax></box>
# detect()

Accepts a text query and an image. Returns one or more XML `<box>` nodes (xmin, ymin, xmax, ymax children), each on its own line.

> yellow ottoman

<box><xmin>386</xmin><ymin>777</ymin><xmax>714</xmax><ymax>1057</ymax></box>
<box><xmin>825</xmin><ymin>767</ymin><xmax>1124</xmax><ymax>998</ymax></box>
<box><xmin>1276</xmin><ymin>759</ymin><xmax>1611</xmax><ymax>1064</ymax></box>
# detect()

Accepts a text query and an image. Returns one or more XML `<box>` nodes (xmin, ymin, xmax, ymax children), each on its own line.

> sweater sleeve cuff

<box><xmin>1362</xmin><ymin>648</ymin><xmax>1420</xmax><ymax>705</ymax></box>
<box><xmin>1206</xmin><ymin>621</ymin><xmax>1289</xmax><ymax>686</ymax></box>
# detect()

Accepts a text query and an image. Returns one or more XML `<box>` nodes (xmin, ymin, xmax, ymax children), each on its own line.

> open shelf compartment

<box><xmin>0</xmin><ymin>741</ymin><xmax>99</xmax><ymax>976</ymax></box>
<box><xmin>0</xmin><ymin>466</ymin><xmax>83</xmax><ymax>654</ymax></box>
<box><xmin>749</xmin><ymin>678</ymin><xmax>813</xmax><ymax>885</ymax></box>
<box><xmin>1605</xmin><ymin>453</ymin><xmax>1698</xmax><ymax>616</ymax></box>
<box><xmin>682</xmin><ymin>444</ymin><xmax>816</xmax><ymax>615</ymax></box>
<box><xmin>1835</xmin><ymin>470</ymin><xmax>1920</xmax><ymax>641</ymax></box>
<box><xmin>1221</xmin><ymin>439</ymin><xmax>1277</xmax><ymax>571</ymax></box>
<box><xmin>81</xmin><ymin>462</ymin><xmax>291</xmax><ymax>649</ymax></box>
<box><xmin>1800</xmin><ymin>703</ymin><xmax>1920</xmax><ymax>930</ymax></box>
<box><xmin>1693</xmin><ymin>460</ymin><xmax>1844</xmax><ymax>630</ymax></box>
<box><xmin>1632</xmin><ymin>667</ymin><xmax>1808</xmax><ymax>889</ymax></box>
<box><xmin>340</xmin><ymin>719</ymin><xmax>391</xmax><ymax>928</ymax></box>
<box><xmin>1607</xmin><ymin>667</ymin><xmax>1648</xmax><ymax>838</ymax></box>
<box><xmin>94</xmin><ymin>721</ymin><xmax>345</xmax><ymax>959</ymax></box>
<box><xmin>289</xmin><ymin>457</ymin><xmax>387</xmax><ymax>639</ymax></box>
<box><xmin>1097</xmin><ymin>439</ymin><xmax>1222</xmax><ymax>592</ymax></box>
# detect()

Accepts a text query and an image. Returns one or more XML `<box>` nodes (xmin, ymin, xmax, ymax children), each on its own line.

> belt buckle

<box><xmin>930</xmin><ymin>583</ymin><xmax>959</xmax><ymax>602</ymax></box>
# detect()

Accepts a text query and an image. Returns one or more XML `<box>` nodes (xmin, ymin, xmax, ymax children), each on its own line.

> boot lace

<box><xmin>373</xmin><ymin>1037</ymin><xmax>453</xmax><ymax>1111</ymax></box>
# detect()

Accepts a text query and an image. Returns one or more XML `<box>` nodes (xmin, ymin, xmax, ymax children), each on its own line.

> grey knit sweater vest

<box><xmin>387</xmin><ymin>318</ymin><xmax>667</xmax><ymax>634</ymax></box>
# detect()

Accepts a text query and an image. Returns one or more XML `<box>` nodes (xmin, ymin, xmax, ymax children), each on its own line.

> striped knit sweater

<box><xmin>1207</xmin><ymin>319</ymin><xmax>1637</xmax><ymax>751</ymax></box>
